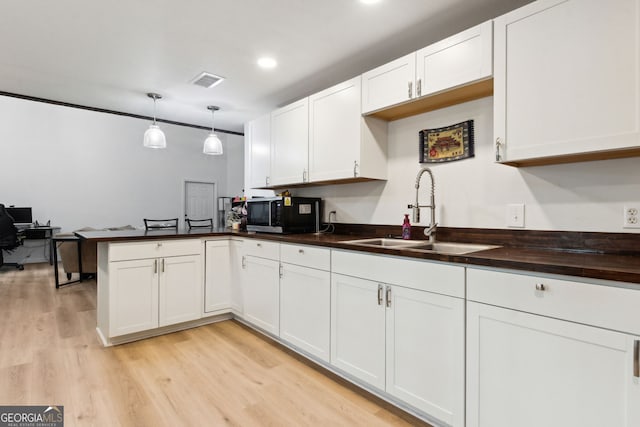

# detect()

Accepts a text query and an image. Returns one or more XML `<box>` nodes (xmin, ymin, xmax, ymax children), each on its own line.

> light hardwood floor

<box><xmin>0</xmin><ymin>263</ymin><xmax>431</xmax><ymax>427</ymax></box>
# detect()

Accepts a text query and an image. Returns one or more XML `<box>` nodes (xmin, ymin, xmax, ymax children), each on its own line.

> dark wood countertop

<box><xmin>76</xmin><ymin>227</ymin><xmax>640</xmax><ymax>285</ymax></box>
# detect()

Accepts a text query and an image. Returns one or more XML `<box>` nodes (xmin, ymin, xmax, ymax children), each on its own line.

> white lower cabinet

<box><xmin>240</xmin><ymin>254</ymin><xmax>280</xmax><ymax>335</ymax></box>
<box><xmin>109</xmin><ymin>253</ymin><xmax>201</xmax><ymax>337</ymax></box>
<box><xmin>110</xmin><ymin>258</ymin><xmax>159</xmax><ymax>336</ymax></box>
<box><xmin>204</xmin><ymin>240</ymin><xmax>231</xmax><ymax>314</ymax></box>
<box><xmin>331</xmin><ymin>273</ymin><xmax>386</xmax><ymax>389</ymax></box>
<box><xmin>229</xmin><ymin>239</ymin><xmax>244</xmax><ymax>316</ymax></box>
<box><xmin>280</xmin><ymin>262</ymin><xmax>331</xmax><ymax>362</ymax></box>
<box><xmin>467</xmin><ymin>268</ymin><xmax>640</xmax><ymax>427</ymax></box>
<box><xmin>386</xmin><ymin>285</ymin><xmax>465</xmax><ymax>426</ymax></box>
<box><xmin>158</xmin><ymin>255</ymin><xmax>202</xmax><ymax>327</ymax></box>
<box><xmin>103</xmin><ymin>239</ymin><xmax>203</xmax><ymax>339</ymax></box>
<box><xmin>330</xmin><ymin>250</ymin><xmax>465</xmax><ymax>426</ymax></box>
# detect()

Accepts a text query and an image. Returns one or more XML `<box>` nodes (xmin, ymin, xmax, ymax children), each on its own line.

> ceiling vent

<box><xmin>191</xmin><ymin>72</ymin><xmax>225</xmax><ymax>89</ymax></box>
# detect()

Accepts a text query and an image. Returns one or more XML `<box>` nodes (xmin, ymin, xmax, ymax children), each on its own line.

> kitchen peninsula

<box><xmin>78</xmin><ymin>225</ymin><xmax>640</xmax><ymax>427</ymax></box>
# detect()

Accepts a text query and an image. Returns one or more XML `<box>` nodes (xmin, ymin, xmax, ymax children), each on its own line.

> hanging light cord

<box><xmin>152</xmin><ymin>97</ymin><xmax>157</xmax><ymax>125</ymax></box>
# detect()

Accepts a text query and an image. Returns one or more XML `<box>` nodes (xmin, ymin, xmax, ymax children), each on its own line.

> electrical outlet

<box><xmin>506</xmin><ymin>203</ymin><xmax>525</xmax><ymax>228</ymax></box>
<box><xmin>623</xmin><ymin>206</ymin><xmax>640</xmax><ymax>228</ymax></box>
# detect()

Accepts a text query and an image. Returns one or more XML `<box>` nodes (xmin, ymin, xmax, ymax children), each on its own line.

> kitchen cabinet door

<box><xmin>246</xmin><ymin>113</ymin><xmax>271</xmax><ymax>188</ymax></box>
<box><xmin>204</xmin><ymin>240</ymin><xmax>231</xmax><ymax>314</ymax></box>
<box><xmin>309</xmin><ymin>77</ymin><xmax>361</xmax><ymax>182</ymax></box>
<box><xmin>270</xmin><ymin>98</ymin><xmax>309</xmax><ymax>186</ymax></box>
<box><xmin>280</xmin><ymin>263</ymin><xmax>330</xmax><ymax>362</ymax></box>
<box><xmin>467</xmin><ymin>301</ymin><xmax>640</xmax><ymax>427</ymax></box>
<box><xmin>494</xmin><ymin>0</ymin><xmax>640</xmax><ymax>166</ymax></box>
<box><xmin>415</xmin><ymin>20</ymin><xmax>492</xmax><ymax>97</ymax></box>
<box><xmin>109</xmin><ymin>258</ymin><xmax>158</xmax><ymax>337</ymax></box>
<box><xmin>331</xmin><ymin>273</ymin><xmax>386</xmax><ymax>390</ymax></box>
<box><xmin>309</xmin><ymin>76</ymin><xmax>388</xmax><ymax>183</ymax></box>
<box><xmin>229</xmin><ymin>239</ymin><xmax>244</xmax><ymax>316</ymax></box>
<box><xmin>158</xmin><ymin>254</ymin><xmax>202</xmax><ymax>327</ymax></box>
<box><xmin>386</xmin><ymin>285</ymin><xmax>465</xmax><ymax>426</ymax></box>
<box><xmin>241</xmin><ymin>255</ymin><xmax>280</xmax><ymax>335</ymax></box>
<box><xmin>362</xmin><ymin>53</ymin><xmax>416</xmax><ymax>114</ymax></box>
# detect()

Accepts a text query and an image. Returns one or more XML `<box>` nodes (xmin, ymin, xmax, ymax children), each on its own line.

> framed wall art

<box><xmin>419</xmin><ymin>119</ymin><xmax>474</xmax><ymax>163</ymax></box>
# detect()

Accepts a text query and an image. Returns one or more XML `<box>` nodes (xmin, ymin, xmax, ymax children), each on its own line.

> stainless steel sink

<box><xmin>343</xmin><ymin>238</ymin><xmax>499</xmax><ymax>255</ymax></box>
<box><xmin>342</xmin><ymin>238</ymin><xmax>428</xmax><ymax>248</ymax></box>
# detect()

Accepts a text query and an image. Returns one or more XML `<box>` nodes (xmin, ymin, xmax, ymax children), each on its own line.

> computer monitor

<box><xmin>6</xmin><ymin>207</ymin><xmax>33</xmax><ymax>224</ymax></box>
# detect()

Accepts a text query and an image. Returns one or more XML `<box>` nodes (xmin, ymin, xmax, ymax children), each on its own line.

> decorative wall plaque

<box><xmin>419</xmin><ymin>120</ymin><xmax>474</xmax><ymax>163</ymax></box>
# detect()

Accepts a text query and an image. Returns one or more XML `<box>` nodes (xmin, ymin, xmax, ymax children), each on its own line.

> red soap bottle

<box><xmin>402</xmin><ymin>214</ymin><xmax>411</xmax><ymax>240</ymax></box>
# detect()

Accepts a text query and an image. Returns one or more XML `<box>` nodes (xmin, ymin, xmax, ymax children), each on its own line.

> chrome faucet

<box><xmin>407</xmin><ymin>167</ymin><xmax>437</xmax><ymax>243</ymax></box>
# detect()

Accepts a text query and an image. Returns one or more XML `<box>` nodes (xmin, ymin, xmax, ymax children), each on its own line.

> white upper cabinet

<box><xmin>494</xmin><ymin>0</ymin><xmax>640</xmax><ymax>166</ymax></box>
<box><xmin>362</xmin><ymin>53</ymin><xmax>416</xmax><ymax>114</ymax></box>
<box><xmin>309</xmin><ymin>76</ymin><xmax>387</xmax><ymax>183</ymax></box>
<box><xmin>362</xmin><ymin>21</ymin><xmax>493</xmax><ymax>119</ymax></box>
<box><xmin>246</xmin><ymin>113</ymin><xmax>271</xmax><ymax>189</ymax></box>
<box><xmin>270</xmin><ymin>98</ymin><xmax>309</xmax><ymax>186</ymax></box>
<box><xmin>416</xmin><ymin>20</ymin><xmax>492</xmax><ymax>97</ymax></box>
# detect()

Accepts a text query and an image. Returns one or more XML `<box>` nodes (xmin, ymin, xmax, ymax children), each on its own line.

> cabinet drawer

<box><xmin>331</xmin><ymin>250</ymin><xmax>464</xmax><ymax>298</ymax></box>
<box><xmin>242</xmin><ymin>239</ymin><xmax>279</xmax><ymax>260</ymax></box>
<box><xmin>467</xmin><ymin>268</ymin><xmax>640</xmax><ymax>336</ymax></box>
<box><xmin>280</xmin><ymin>243</ymin><xmax>330</xmax><ymax>271</ymax></box>
<box><xmin>109</xmin><ymin>239</ymin><xmax>202</xmax><ymax>262</ymax></box>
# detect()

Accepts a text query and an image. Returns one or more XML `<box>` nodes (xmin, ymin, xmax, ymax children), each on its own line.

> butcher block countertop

<box><xmin>75</xmin><ymin>225</ymin><xmax>640</xmax><ymax>285</ymax></box>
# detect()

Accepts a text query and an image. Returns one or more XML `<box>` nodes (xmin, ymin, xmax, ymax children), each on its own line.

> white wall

<box><xmin>0</xmin><ymin>95</ymin><xmax>244</xmax><ymax>232</ymax></box>
<box><xmin>295</xmin><ymin>97</ymin><xmax>640</xmax><ymax>233</ymax></box>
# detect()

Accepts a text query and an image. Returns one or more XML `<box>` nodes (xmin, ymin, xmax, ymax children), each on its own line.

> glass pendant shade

<box><xmin>143</xmin><ymin>124</ymin><xmax>167</xmax><ymax>149</ymax></box>
<box><xmin>144</xmin><ymin>93</ymin><xmax>166</xmax><ymax>149</ymax></box>
<box><xmin>203</xmin><ymin>133</ymin><xmax>223</xmax><ymax>155</ymax></box>
<box><xmin>203</xmin><ymin>105</ymin><xmax>223</xmax><ymax>155</ymax></box>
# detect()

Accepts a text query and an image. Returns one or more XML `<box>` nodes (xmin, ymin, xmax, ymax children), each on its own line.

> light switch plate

<box><xmin>507</xmin><ymin>204</ymin><xmax>525</xmax><ymax>228</ymax></box>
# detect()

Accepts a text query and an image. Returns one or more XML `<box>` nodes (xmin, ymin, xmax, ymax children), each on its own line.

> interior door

<box><xmin>184</xmin><ymin>181</ymin><xmax>216</xmax><ymax>225</ymax></box>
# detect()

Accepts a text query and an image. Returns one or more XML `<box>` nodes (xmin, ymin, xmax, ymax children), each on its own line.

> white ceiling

<box><xmin>0</xmin><ymin>0</ymin><xmax>532</xmax><ymax>133</ymax></box>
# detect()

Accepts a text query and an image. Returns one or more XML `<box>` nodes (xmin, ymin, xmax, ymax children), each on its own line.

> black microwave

<box><xmin>246</xmin><ymin>197</ymin><xmax>321</xmax><ymax>234</ymax></box>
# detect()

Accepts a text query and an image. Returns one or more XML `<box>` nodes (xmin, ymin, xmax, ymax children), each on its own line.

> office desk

<box><xmin>10</xmin><ymin>225</ymin><xmax>61</xmax><ymax>265</ymax></box>
<box><xmin>51</xmin><ymin>234</ymin><xmax>82</xmax><ymax>288</ymax></box>
<box><xmin>24</xmin><ymin>226</ymin><xmax>61</xmax><ymax>264</ymax></box>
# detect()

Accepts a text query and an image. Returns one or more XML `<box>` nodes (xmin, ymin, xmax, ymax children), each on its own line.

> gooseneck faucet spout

<box><xmin>407</xmin><ymin>167</ymin><xmax>437</xmax><ymax>243</ymax></box>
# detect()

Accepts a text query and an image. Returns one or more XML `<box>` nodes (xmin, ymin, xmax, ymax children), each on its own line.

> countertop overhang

<box><xmin>75</xmin><ymin>228</ymin><xmax>640</xmax><ymax>285</ymax></box>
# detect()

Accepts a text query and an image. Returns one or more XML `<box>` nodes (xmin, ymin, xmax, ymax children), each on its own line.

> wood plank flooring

<box><xmin>0</xmin><ymin>263</ymin><xmax>430</xmax><ymax>426</ymax></box>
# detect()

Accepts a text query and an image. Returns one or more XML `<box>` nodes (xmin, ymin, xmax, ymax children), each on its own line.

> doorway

<box><xmin>183</xmin><ymin>181</ymin><xmax>217</xmax><ymax>227</ymax></box>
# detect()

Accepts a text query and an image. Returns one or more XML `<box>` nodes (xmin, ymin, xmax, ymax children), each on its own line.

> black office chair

<box><xmin>0</xmin><ymin>204</ymin><xmax>24</xmax><ymax>270</ymax></box>
<box><xmin>143</xmin><ymin>218</ymin><xmax>179</xmax><ymax>230</ymax></box>
<box><xmin>186</xmin><ymin>218</ymin><xmax>213</xmax><ymax>229</ymax></box>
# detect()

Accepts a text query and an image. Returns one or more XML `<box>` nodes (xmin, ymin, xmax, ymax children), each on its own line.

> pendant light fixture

<box><xmin>203</xmin><ymin>105</ymin><xmax>223</xmax><ymax>155</ymax></box>
<box><xmin>143</xmin><ymin>93</ymin><xmax>167</xmax><ymax>149</ymax></box>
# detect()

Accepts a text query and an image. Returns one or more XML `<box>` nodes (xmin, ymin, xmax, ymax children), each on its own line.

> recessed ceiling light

<box><xmin>360</xmin><ymin>0</ymin><xmax>381</xmax><ymax>4</ymax></box>
<box><xmin>257</xmin><ymin>57</ymin><xmax>278</xmax><ymax>69</ymax></box>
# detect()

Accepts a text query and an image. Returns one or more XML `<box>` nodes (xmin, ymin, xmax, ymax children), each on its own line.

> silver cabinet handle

<box><xmin>266</xmin><ymin>176</ymin><xmax>270</xmax><ymax>186</ymax></box>
<box><xmin>386</xmin><ymin>286</ymin><xmax>392</xmax><ymax>308</ymax></box>
<box><xmin>353</xmin><ymin>160</ymin><xmax>359</xmax><ymax>178</ymax></box>
<box><xmin>161</xmin><ymin>258</ymin><xmax>165</xmax><ymax>273</ymax></box>
<box><xmin>154</xmin><ymin>259</ymin><xmax>157</xmax><ymax>274</ymax></box>
<box><xmin>634</xmin><ymin>340</ymin><xmax>639</xmax><ymax>378</ymax></box>
<box><xmin>257</xmin><ymin>243</ymin><xmax>262</xmax><ymax>247</ymax></box>
<box><xmin>535</xmin><ymin>283</ymin><xmax>546</xmax><ymax>291</ymax></box>
<box><xmin>417</xmin><ymin>78</ymin><xmax>422</xmax><ymax>97</ymax></box>
<box><xmin>241</xmin><ymin>255</ymin><xmax>246</xmax><ymax>269</ymax></box>
<box><xmin>495</xmin><ymin>137</ymin><xmax>503</xmax><ymax>162</ymax></box>
<box><xmin>408</xmin><ymin>81</ymin><xmax>413</xmax><ymax>99</ymax></box>
<box><xmin>279</xmin><ymin>264</ymin><xmax>283</xmax><ymax>279</ymax></box>
<box><xmin>377</xmin><ymin>285</ymin><xmax>383</xmax><ymax>306</ymax></box>
<box><xmin>157</xmin><ymin>242</ymin><xmax>162</xmax><ymax>247</ymax></box>
<box><xmin>298</xmin><ymin>249</ymin><xmax>304</xmax><ymax>254</ymax></box>
<box><xmin>303</xmin><ymin>169</ymin><xmax>308</xmax><ymax>182</ymax></box>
